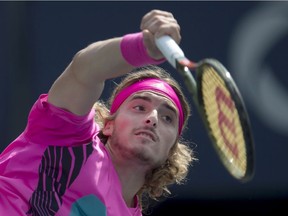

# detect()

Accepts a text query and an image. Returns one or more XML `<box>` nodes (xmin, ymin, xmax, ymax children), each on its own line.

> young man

<box><xmin>0</xmin><ymin>10</ymin><xmax>196</xmax><ymax>215</ymax></box>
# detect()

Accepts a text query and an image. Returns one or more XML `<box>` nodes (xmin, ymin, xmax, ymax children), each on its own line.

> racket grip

<box><xmin>155</xmin><ymin>35</ymin><xmax>185</xmax><ymax>68</ymax></box>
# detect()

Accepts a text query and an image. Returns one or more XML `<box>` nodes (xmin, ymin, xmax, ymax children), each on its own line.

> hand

<box><xmin>140</xmin><ymin>9</ymin><xmax>181</xmax><ymax>60</ymax></box>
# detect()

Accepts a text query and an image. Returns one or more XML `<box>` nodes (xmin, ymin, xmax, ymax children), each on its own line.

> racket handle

<box><xmin>155</xmin><ymin>35</ymin><xmax>185</xmax><ymax>68</ymax></box>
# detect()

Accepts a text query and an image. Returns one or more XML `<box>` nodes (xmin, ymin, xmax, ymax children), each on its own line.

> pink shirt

<box><xmin>0</xmin><ymin>94</ymin><xmax>142</xmax><ymax>216</ymax></box>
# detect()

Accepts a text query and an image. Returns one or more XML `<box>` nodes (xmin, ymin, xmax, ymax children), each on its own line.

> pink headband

<box><xmin>110</xmin><ymin>78</ymin><xmax>184</xmax><ymax>134</ymax></box>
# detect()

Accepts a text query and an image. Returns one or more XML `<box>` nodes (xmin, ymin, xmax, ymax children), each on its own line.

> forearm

<box><xmin>48</xmin><ymin>37</ymin><xmax>133</xmax><ymax>116</ymax></box>
<box><xmin>47</xmin><ymin>10</ymin><xmax>181</xmax><ymax>116</ymax></box>
<box><xmin>73</xmin><ymin>37</ymin><xmax>134</xmax><ymax>84</ymax></box>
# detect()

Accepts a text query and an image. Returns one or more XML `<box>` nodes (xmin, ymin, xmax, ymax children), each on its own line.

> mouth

<box><xmin>134</xmin><ymin>130</ymin><xmax>157</xmax><ymax>142</ymax></box>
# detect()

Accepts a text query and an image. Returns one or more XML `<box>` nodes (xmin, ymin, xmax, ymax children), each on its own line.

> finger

<box><xmin>154</xmin><ymin>23</ymin><xmax>181</xmax><ymax>44</ymax></box>
<box><xmin>141</xmin><ymin>9</ymin><xmax>174</xmax><ymax>26</ymax></box>
<box><xmin>142</xmin><ymin>29</ymin><xmax>155</xmax><ymax>48</ymax></box>
<box><xmin>142</xmin><ymin>29</ymin><xmax>163</xmax><ymax>59</ymax></box>
<box><xmin>141</xmin><ymin>16</ymin><xmax>178</xmax><ymax>33</ymax></box>
<box><xmin>140</xmin><ymin>10</ymin><xmax>181</xmax><ymax>45</ymax></box>
<box><xmin>141</xmin><ymin>17</ymin><xmax>181</xmax><ymax>45</ymax></box>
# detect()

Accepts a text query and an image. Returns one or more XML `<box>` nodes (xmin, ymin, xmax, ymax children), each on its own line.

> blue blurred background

<box><xmin>1</xmin><ymin>1</ymin><xmax>287</xmax><ymax>215</ymax></box>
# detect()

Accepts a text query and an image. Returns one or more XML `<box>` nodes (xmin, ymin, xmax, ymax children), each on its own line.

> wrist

<box><xmin>120</xmin><ymin>32</ymin><xmax>165</xmax><ymax>67</ymax></box>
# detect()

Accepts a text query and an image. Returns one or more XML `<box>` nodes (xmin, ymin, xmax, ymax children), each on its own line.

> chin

<box><xmin>132</xmin><ymin>148</ymin><xmax>155</xmax><ymax>165</ymax></box>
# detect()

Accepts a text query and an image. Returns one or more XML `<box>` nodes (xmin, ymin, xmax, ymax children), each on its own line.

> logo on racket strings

<box><xmin>215</xmin><ymin>87</ymin><xmax>239</xmax><ymax>158</ymax></box>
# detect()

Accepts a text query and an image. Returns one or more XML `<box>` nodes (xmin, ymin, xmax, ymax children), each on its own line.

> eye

<box><xmin>133</xmin><ymin>105</ymin><xmax>145</xmax><ymax>111</ymax></box>
<box><xmin>162</xmin><ymin>115</ymin><xmax>173</xmax><ymax>123</ymax></box>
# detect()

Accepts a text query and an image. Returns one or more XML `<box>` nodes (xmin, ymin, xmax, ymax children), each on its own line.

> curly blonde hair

<box><xmin>93</xmin><ymin>65</ymin><xmax>197</xmax><ymax>211</ymax></box>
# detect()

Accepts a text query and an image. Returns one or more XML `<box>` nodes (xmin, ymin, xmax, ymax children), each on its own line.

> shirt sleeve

<box><xmin>23</xmin><ymin>94</ymin><xmax>99</xmax><ymax>147</ymax></box>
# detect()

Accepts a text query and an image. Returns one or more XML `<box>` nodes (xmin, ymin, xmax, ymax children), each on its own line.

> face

<box><xmin>103</xmin><ymin>91</ymin><xmax>179</xmax><ymax>168</ymax></box>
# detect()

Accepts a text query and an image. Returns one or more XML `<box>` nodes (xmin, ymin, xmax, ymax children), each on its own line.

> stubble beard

<box><xmin>110</xmin><ymin>127</ymin><xmax>154</xmax><ymax>166</ymax></box>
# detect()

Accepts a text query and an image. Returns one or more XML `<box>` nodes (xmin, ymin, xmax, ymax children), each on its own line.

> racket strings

<box><xmin>200</xmin><ymin>65</ymin><xmax>247</xmax><ymax>179</ymax></box>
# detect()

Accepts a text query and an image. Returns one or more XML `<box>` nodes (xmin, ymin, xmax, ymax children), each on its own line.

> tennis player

<box><xmin>0</xmin><ymin>9</ymin><xmax>196</xmax><ymax>216</ymax></box>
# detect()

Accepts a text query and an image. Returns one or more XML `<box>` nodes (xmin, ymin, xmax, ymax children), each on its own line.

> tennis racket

<box><xmin>155</xmin><ymin>35</ymin><xmax>254</xmax><ymax>182</ymax></box>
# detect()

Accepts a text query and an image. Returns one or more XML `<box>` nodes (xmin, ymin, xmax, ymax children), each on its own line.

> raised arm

<box><xmin>48</xmin><ymin>10</ymin><xmax>181</xmax><ymax>115</ymax></box>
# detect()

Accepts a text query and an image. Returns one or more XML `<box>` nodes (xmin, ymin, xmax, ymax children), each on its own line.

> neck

<box><xmin>105</xmin><ymin>142</ymin><xmax>149</xmax><ymax>207</ymax></box>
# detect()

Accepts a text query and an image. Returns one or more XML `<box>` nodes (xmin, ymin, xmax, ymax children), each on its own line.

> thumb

<box><xmin>142</xmin><ymin>30</ymin><xmax>163</xmax><ymax>60</ymax></box>
<box><xmin>142</xmin><ymin>29</ymin><xmax>155</xmax><ymax>50</ymax></box>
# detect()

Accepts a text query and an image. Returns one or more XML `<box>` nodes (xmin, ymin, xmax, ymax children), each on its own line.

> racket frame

<box><xmin>155</xmin><ymin>35</ymin><xmax>255</xmax><ymax>182</ymax></box>
<box><xmin>195</xmin><ymin>59</ymin><xmax>255</xmax><ymax>182</ymax></box>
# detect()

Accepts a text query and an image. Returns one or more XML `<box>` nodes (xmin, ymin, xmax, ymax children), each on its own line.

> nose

<box><xmin>145</xmin><ymin>110</ymin><xmax>158</xmax><ymax>127</ymax></box>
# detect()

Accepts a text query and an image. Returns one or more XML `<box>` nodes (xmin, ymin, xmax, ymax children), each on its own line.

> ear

<box><xmin>102</xmin><ymin>121</ymin><xmax>114</xmax><ymax>136</ymax></box>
